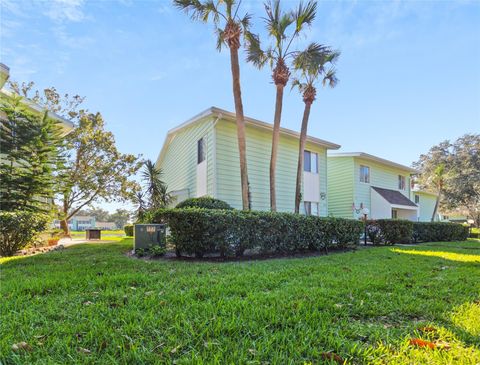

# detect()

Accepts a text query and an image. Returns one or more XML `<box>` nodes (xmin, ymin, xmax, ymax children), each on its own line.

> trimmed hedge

<box><xmin>366</xmin><ymin>220</ymin><xmax>469</xmax><ymax>244</ymax></box>
<box><xmin>175</xmin><ymin>197</ymin><xmax>233</xmax><ymax>210</ymax></box>
<box><xmin>412</xmin><ymin>222</ymin><xmax>469</xmax><ymax>243</ymax></box>
<box><xmin>152</xmin><ymin>208</ymin><xmax>363</xmax><ymax>258</ymax></box>
<box><xmin>124</xmin><ymin>225</ymin><xmax>134</xmax><ymax>237</ymax></box>
<box><xmin>0</xmin><ymin>211</ymin><xmax>49</xmax><ymax>256</ymax></box>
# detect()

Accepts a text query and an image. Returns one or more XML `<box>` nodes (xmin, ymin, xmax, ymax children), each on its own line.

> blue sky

<box><xmin>1</xmin><ymin>0</ymin><xmax>479</xmax><ymax>212</ymax></box>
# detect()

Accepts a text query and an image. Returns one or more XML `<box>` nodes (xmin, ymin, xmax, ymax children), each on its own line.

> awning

<box><xmin>372</xmin><ymin>186</ymin><xmax>418</xmax><ymax>210</ymax></box>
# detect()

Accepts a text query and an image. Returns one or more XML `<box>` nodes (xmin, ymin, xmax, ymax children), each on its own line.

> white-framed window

<box><xmin>304</xmin><ymin>150</ymin><xmax>318</xmax><ymax>173</ymax></box>
<box><xmin>398</xmin><ymin>175</ymin><xmax>406</xmax><ymax>190</ymax></box>
<box><xmin>392</xmin><ymin>209</ymin><xmax>398</xmax><ymax>219</ymax></box>
<box><xmin>303</xmin><ymin>201</ymin><xmax>319</xmax><ymax>216</ymax></box>
<box><xmin>360</xmin><ymin>165</ymin><xmax>370</xmax><ymax>183</ymax></box>
<box><xmin>414</xmin><ymin>194</ymin><xmax>420</xmax><ymax>204</ymax></box>
<box><xmin>197</xmin><ymin>137</ymin><xmax>205</xmax><ymax>164</ymax></box>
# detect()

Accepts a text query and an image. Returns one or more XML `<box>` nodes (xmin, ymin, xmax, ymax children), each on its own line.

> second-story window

<box><xmin>304</xmin><ymin>150</ymin><xmax>318</xmax><ymax>173</ymax></box>
<box><xmin>197</xmin><ymin>137</ymin><xmax>205</xmax><ymax>164</ymax></box>
<box><xmin>398</xmin><ymin>175</ymin><xmax>406</xmax><ymax>190</ymax></box>
<box><xmin>360</xmin><ymin>165</ymin><xmax>370</xmax><ymax>183</ymax></box>
<box><xmin>415</xmin><ymin>194</ymin><xmax>420</xmax><ymax>204</ymax></box>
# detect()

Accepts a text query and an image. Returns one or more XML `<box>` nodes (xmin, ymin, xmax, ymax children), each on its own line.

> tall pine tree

<box><xmin>0</xmin><ymin>95</ymin><xmax>63</xmax><ymax>213</ymax></box>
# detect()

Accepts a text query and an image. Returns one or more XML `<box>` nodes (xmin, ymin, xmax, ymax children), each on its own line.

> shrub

<box><xmin>149</xmin><ymin>244</ymin><xmax>166</xmax><ymax>257</ymax></box>
<box><xmin>124</xmin><ymin>225</ymin><xmax>134</xmax><ymax>237</ymax></box>
<box><xmin>0</xmin><ymin>211</ymin><xmax>49</xmax><ymax>256</ymax></box>
<box><xmin>151</xmin><ymin>208</ymin><xmax>363</xmax><ymax>258</ymax></box>
<box><xmin>366</xmin><ymin>220</ymin><xmax>383</xmax><ymax>245</ymax></box>
<box><xmin>412</xmin><ymin>222</ymin><xmax>469</xmax><ymax>242</ymax></box>
<box><xmin>373</xmin><ymin>219</ymin><xmax>413</xmax><ymax>244</ymax></box>
<box><xmin>175</xmin><ymin>197</ymin><xmax>233</xmax><ymax>210</ymax></box>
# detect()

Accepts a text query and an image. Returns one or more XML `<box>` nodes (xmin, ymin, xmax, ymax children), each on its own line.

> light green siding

<box><xmin>157</xmin><ymin>117</ymin><xmax>215</xmax><ymax>203</ymax></box>
<box><xmin>413</xmin><ymin>192</ymin><xmax>437</xmax><ymax>222</ymax></box>
<box><xmin>328</xmin><ymin>156</ymin><xmax>414</xmax><ymax>219</ymax></box>
<box><xmin>327</xmin><ymin>157</ymin><xmax>354</xmax><ymax>218</ymax></box>
<box><xmin>353</xmin><ymin>158</ymin><xmax>412</xmax><ymax>216</ymax></box>
<box><xmin>215</xmin><ymin>119</ymin><xmax>328</xmax><ymax>215</ymax></box>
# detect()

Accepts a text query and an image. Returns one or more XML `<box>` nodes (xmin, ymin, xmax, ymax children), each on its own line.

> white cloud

<box><xmin>43</xmin><ymin>0</ymin><xmax>86</xmax><ymax>22</ymax></box>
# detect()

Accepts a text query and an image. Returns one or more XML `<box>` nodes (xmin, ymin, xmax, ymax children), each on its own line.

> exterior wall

<box><xmin>413</xmin><ymin>192</ymin><xmax>437</xmax><ymax>222</ymax></box>
<box><xmin>214</xmin><ymin>119</ymin><xmax>328</xmax><ymax>215</ymax></box>
<box><xmin>158</xmin><ymin>117</ymin><xmax>215</xmax><ymax>205</ymax></box>
<box><xmin>353</xmin><ymin>157</ymin><xmax>412</xmax><ymax>219</ymax></box>
<box><xmin>327</xmin><ymin>157</ymin><xmax>355</xmax><ymax>218</ymax></box>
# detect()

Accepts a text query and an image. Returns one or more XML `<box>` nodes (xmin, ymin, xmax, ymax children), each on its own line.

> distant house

<box><xmin>95</xmin><ymin>222</ymin><xmax>117</xmax><ymax>230</ymax></box>
<box><xmin>156</xmin><ymin>107</ymin><xmax>341</xmax><ymax>215</ymax></box>
<box><xmin>327</xmin><ymin>152</ymin><xmax>438</xmax><ymax>222</ymax></box>
<box><xmin>54</xmin><ymin>216</ymin><xmax>96</xmax><ymax>231</ymax></box>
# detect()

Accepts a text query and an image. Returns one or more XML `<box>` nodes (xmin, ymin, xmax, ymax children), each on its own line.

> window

<box><xmin>398</xmin><ymin>175</ymin><xmax>406</xmax><ymax>190</ymax></box>
<box><xmin>360</xmin><ymin>165</ymin><xmax>370</xmax><ymax>183</ymax></box>
<box><xmin>392</xmin><ymin>209</ymin><xmax>398</xmax><ymax>219</ymax></box>
<box><xmin>303</xmin><ymin>201</ymin><xmax>319</xmax><ymax>216</ymax></box>
<box><xmin>414</xmin><ymin>194</ymin><xmax>420</xmax><ymax>204</ymax></box>
<box><xmin>197</xmin><ymin>138</ymin><xmax>205</xmax><ymax>164</ymax></box>
<box><xmin>304</xmin><ymin>151</ymin><xmax>318</xmax><ymax>173</ymax></box>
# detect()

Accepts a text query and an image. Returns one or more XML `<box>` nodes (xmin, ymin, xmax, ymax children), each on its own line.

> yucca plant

<box><xmin>246</xmin><ymin>0</ymin><xmax>318</xmax><ymax>211</ymax></box>
<box><xmin>291</xmin><ymin>44</ymin><xmax>339</xmax><ymax>213</ymax></box>
<box><xmin>174</xmin><ymin>0</ymin><xmax>252</xmax><ymax>210</ymax></box>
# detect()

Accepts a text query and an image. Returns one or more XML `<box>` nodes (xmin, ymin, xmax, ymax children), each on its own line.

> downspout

<box><xmin>211</xmin><ymin>114</ymin><xmax>222</xmax><ymax>198</ymax></box>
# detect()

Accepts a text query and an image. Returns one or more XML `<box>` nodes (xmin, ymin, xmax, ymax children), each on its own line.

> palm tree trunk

<box><xmin>229</xmin><ymin>46</ymin><xmax>250</xmax><ymax>210</ymax></box>
<box><xmin>295</xmin><ymin>101</ymin><xmax>312</xmax><ymax>213</ymax></box>
<box><xmin>431</xmin><ymin>189</ymin><xmax>441</xmax><ymax>222</ymax></box>
<box><xmin>270</xmin><ymin>84</ymin><xmax>284</xmax><ymax>212</ymax></box>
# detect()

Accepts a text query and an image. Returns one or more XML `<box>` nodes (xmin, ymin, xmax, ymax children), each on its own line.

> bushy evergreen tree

<box><xmin>0</xmin><ymin>95</ymin><xmax>63</xmax><ymax>213</ymax></box>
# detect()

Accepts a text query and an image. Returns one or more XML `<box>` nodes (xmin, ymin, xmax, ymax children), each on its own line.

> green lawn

<box><xmin>1</xmin><ymin>240</ymin><xmax>479</xmax><ymax>364</ymax></box>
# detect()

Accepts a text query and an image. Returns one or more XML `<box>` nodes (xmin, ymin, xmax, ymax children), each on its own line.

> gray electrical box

<box><xmin>134</xmin><ymin>224</ymin><xmax>166</xmax><ymax>251</ymax></box>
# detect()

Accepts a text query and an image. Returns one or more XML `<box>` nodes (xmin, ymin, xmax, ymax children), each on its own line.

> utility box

<box><xmin>134</xmin><ymin>224</ymin><xmax>166</xmax><ymax>251</ymax></box>
<box><xmin>86</xmin><ymin>229</ymin><xmax>101</xmax><ymax>240</ymax></box>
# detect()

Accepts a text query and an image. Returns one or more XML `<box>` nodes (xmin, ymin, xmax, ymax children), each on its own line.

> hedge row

<box><xmin>367</xmin><ymin>219</ymin><xmax>469</xmax><ymax>245</ymax></box>
<box><xmin>152</xmin><ymin>208</ymin><xmax>363</xmax><ymax>258</ymax></box>
<box><xmin>412</xmin><ymin>222</ymin><xmax>469</xmax><ymax>243</ymax></box>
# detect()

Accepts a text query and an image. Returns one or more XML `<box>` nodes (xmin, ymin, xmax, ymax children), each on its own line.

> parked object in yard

<box><xmin>134</xmin><ymin>224</ymin><xmax>166</xmax><ymax>252</ymax></box>
<box><xmin>86</xmin><ymin>229</ymin><xmax>101</xmax><ymax>240</ymax></box>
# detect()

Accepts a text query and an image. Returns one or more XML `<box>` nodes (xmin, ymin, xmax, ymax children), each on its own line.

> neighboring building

<box><xmin>95</xmin><ymin>221</ymin><xmax>117</xmax><ymax>230</ymax></box>
<box><xmin>156</xmin><ymin>107</ymin><xmax>341</xmax><ymax>215</ymax></box>
<box><xmin>54</xmin><ymin>216</ymin><xmax>96</xmax><ymax>231</ymax></box>
<box><xmin>327</xmin><ymin>152</ymin><xmax>423</xmax><ymax>221</ymax></box>
<box><xmin>0</xmin><ymin>63</ymin><xmax>74</xmax><ymax>134</ymax></box>
<box><xmin>410</xmin><ymin>189</ymin><xmax>439</xmax><ymax>222</ymax></box>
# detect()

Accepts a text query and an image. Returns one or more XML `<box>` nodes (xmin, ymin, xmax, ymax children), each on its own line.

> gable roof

<box><xmin>372</xmin><ymin>186</ymin><xmax>417</xmax><ymax>207</ymax></box>
<box><xmin>156</xmin><ymin>106</ymin><xmax>341</xmax><ymax>166</ymax></box>
<box><xmin>328</xmin><ymin>152</ymin><xmax>418</xmax><ymax>173</ymax></box>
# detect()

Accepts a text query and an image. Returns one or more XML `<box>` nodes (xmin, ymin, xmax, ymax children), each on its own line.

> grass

<box><xmin>1</xmin><ymin>240</ymin><xmax>479</xmax><ymax>364</ymax></box>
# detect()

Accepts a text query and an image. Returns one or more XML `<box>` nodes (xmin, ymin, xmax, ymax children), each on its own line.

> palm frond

<box><xmin>322</xmin><ymin>68</ymin><xmax>338</xmax><ymax>88</ymax></box>
<box><xmin>216</xmin><ymin>28</ymin><xmax>226</xmax><ymax>51</ymax></box>
<box><xmin>239</xmin><ymin>12</ymin><xmax>251</xmax><ymax>31</ymax></box>
<box><xmin>173</xmin><ymin>0</ymin><xmax>222</xmax><ymax>23</ymax></box>
<box><xmin>293</xmin><ymin>1</ymin><xmax>317</xmax><ymax>33</ymax></box>
<box><xmin>245</xmin><ymin>32</ymin><xmax>268</xmax><ymax>68</ymax></box>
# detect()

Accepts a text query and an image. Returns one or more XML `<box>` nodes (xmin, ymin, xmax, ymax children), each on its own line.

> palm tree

<box><xmin>141</xmin><ymin>159</ymin><xmax>172</xmax><ymax>210</ymax></box>
<box><xmin>246</xmin><ymin>0</ymin><xmax>318</xmax><ymax>211</ymax></box>
<box><xmin>291</xmin><ymin>45</ymin><xmax>339</xmax><ymax>213</ymax></box>
<box><xmin>174</xmin><ymin>0</ymin><xmax>251</xmax><ymax>210</ymax></box>
<box><xmin>430</xmin><ymin>164</ymin><xmax>445</xmax><ymax>222</ymax></box>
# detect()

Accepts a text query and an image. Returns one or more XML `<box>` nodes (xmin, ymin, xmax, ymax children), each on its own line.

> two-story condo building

<box><xmin>156</xmin><ymin>107</ymin><xmax>340</xmax><ymax>214</ymax></box>
<box><xmin>327</xmin><ymin>152</ymin><xmax>426</xmax><ymax>221</ymax></box>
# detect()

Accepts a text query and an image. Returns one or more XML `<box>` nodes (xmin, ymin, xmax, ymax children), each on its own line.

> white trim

<box><xmin>328</xmin><ymin>151</ymin><xmax>418</xmax><ymax>173</ymax></box>
<box><xmin>156</xmin><ymin>106</ymin><xmax>341</xmax><ymax>169</ymax></box>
